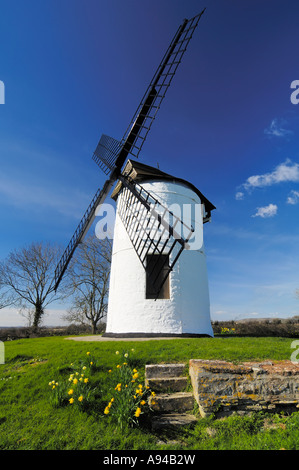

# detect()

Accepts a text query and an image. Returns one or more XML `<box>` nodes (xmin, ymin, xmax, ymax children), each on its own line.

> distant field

<box><xmin>0</xmin><ymin>335</ymin><xmax>298</xmax><ymax>450</ymax></box>
<box><xmin>1</xmin><ymin>316</ymin><xmax>298</xmax><ymax>342</ymax></box>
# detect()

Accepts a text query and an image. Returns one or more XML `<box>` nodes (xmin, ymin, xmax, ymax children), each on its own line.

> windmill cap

<box><xmin>111</xmin><ymin>159</ymin><xmax>216</xmax><ymax>213</ymax></box>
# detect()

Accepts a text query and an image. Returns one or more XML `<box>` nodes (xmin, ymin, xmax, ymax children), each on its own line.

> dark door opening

<box><xmin>146</xmin><ymin>254</ymin><xmax>170</xmax><ymax>299</ymax></box>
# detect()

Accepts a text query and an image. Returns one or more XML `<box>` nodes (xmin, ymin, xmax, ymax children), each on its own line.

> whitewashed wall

<box><xmin>105</xmin><ymin>179</ymin><xmax>214</xmax><ymax>337</ymax></box>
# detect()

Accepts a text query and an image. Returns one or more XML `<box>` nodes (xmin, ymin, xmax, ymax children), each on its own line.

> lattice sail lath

<box><xmin>118</xmin><ymin>11</ymin><xmax>205</xmax><ymax>163</ymax></box>
<box><xmin>117</xmin><ymin>176</ymin><xmax>194</xmax><ymax>298</ymax></box>
<box><xmin>92</xmin><ymin>10</ymin><xmax>205</xmax><ymax>177</ymax></box>
<box><xmin>53</xmin><ymin>177</ymin><xmax>115</xmax><ymax>291</ymax></box>
<box><xmin>93</xmin><ymin>134</ymin><xmax>122</xmax><ymax>176</ymax></box>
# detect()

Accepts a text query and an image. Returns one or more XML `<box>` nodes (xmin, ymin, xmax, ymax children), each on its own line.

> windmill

<box><xmin>54</xmin><ymin>10</ymin><xmax>215</xmax><ymax>337</ymax></box>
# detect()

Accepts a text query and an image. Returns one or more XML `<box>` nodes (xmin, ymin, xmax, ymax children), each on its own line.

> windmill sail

<box><xmin>93</xmin><ymin>9</ymin><xmax>206</xmax><ymax>175</ymax></box>
<box><xmin>53</xmin><ymin>11</ymin><xmax>205</xmax><ymax>291</ymax></box>
<box><xmin>117</xmin><ymin>175</ymin><xmax>194</xmax><ymax>298</ymax></box>
<box><xmin>93</xmin><ymin>134</ymin><xmax>122</xmax><ymax>176</ymax></box>
<box><xmin>53</xmin><ymin>178</ymin><xmax>116</xmax><ymax>291</ymax></box>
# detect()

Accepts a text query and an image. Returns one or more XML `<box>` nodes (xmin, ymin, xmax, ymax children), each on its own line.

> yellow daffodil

<box><xmin>140</xmin><ymin>400</ymin><xmax>146</xmax><ymax>406</ymax></box>
<box><xmin>78</xmin><ymin>395</ymin><xmax>83</xmax><ymax>402</ymax></box>
<box><xmin>73</xmin><ymin>378</ymin><xmax>78</xmax><ymax>385</ymax></box>
<box><xmin>84</xmin><ymin>378</ymin><xmax>89</xmax><ymax>383</ymax></box>
<box><xmin>135</xmin><ymin>408</ymin><xmax>142</xmax><ymax>417</ymax></box>
<box><xmin>68</xmin><ymin>389</ymin><xmax>74</xmax><ymax>395</ymax></box>
<box><xmin>69</xmin><ymin>398</ymin><xmax>74</xmax><ymax>404</ymax></box>
<box><xmin>86</xmin><ymin>352</ymin><xmax>90</xmax><ymax>356</ymax></box>
<box><xmin>104</xmin><ymin>407</ymin><xmax>110</xmax><ymax>414</ymax></box>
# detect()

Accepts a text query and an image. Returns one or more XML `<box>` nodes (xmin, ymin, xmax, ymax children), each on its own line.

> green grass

<box><xmin>0</xmin><ymin>335</ymin><xmax>298</xmax><ymax>450</ymax></box>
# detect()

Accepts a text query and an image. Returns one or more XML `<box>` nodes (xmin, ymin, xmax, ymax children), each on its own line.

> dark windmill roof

<box><xmin>111</xmin><ymin>159</ymin><xmax>216</xmax><ymax>213</ymax></box>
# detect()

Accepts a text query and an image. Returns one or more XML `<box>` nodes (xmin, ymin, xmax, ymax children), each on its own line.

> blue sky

<box><xmin>0</xmin><ymin>0</ymin><xmax>299</xmax><ymax>326</ymax></box>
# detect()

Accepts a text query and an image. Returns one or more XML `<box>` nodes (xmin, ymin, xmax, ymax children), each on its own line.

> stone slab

<box><xmin>189</xmin><ymin>359</ymin><xmax>299</xmax><ymax>417</ymax></box>
<box><xmin>145</xmin><ymin>363</ymin><xmax>186</xmax><ymax>379</ymax></box>
<box><xmin>145</xmin><ymin>377</ymin><xmax>188</xmax><ymax>392</ymax></box>
<box><xmin>149</xmin><ymin>392</ymin><xmax>194</xmax><ymax>413</ymax></box>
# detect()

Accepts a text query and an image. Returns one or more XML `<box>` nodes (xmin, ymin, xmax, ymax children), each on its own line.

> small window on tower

<box><xmin>146</xmin><ymin>254</ymin><xmax>170</xmax><ymax>299</ymax></box>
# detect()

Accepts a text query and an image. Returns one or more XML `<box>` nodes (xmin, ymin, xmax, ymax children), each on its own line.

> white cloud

<box><xmin>286</xmin><ymin>190</ymin><xmax>299</xmax><ymax>205</ymax></box>
<box><xmin>264</xmin><ymin>118</ymin><xmax>293</xmax><ymax>138</ymax></box>
<box><xmin>252</xmin><ymin>203</ymin><xmax>278</xmax><ymax>218</ymax></box>
<box><xmin>244</xmin><ymin>159</ymin><xmax>299</xmax><ymax>191</ymax></box>
<box><xmin>235</xmin><ymin>160</ymin><xmax>299</xmax><ymax>201</ymax></box>
<box><xmin>236</xmin><ymin>160</ymin><xmax>299</xmax><ymax>213</ymax></box>
<box><xmin>235</xmin><ymin>191</ymin><xmax>244</xmax><ymax>200</ymax></box>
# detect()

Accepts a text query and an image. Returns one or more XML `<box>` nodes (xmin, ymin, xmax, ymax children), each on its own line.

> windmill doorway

<box><xmin>146</xmin><ymin>254</ymin><xmax>170</xmax><ymax>300</ymax></box>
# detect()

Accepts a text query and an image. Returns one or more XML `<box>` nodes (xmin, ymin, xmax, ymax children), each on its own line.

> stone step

<box><xmin>145</xmin><ymin>363</ymin><xmax>186</xmax><ymax>379</ymax></box>
<box><xmin>146</xmin><ymin>376</ymin><xmax>188</xmax><ymax>393</ymax></box>
<box><xmin>149</xmin><ymin>392</ymin><xmax>194</xmax><ymax>413</ymax></box>
<box><xmin>151</xmin><ymin>413</ymin><xmax>198</xmax><ymax>432</ymax></box>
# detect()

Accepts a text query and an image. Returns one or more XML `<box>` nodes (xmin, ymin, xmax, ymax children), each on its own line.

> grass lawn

<box><xmin>0</xmin><ymin>335</ymin><xmax>298</xmax><ymax>450</ymax></box>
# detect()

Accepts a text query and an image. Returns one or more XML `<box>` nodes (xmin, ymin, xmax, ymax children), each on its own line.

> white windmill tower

<box><xmin>53</xmin><ymin>11</ymin><xmax>215</xmax><ymax>337</ymax></box>
<box><xmin>105</xmin><ymin>160</ymin><xmax>215</xmax><ymax>337</ymax></box>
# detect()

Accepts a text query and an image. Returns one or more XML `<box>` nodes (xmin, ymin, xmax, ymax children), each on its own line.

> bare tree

<box><xmin>0</xmin><ymin>282</ymin><xmax>14</xmax><ymax>310</ymax></box>
<box><xmin>63</xmin><ymin>236</ymin><xmax>112</xmax><ymax>334</ymax></box>
<box><xmin>0</xmin><ymin>242</ymin><xmax>63</xmax><ymax>330</ymax></box>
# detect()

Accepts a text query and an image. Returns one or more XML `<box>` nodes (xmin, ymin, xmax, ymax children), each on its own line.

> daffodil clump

<box><xmin>103</xmin><ymin>350</ymin><xmax>153</xmax><ymax>428</ymax></box>
<box><xmin>48</xmin><ymin>352</ymin><xmax>95</xmax><ymax>409</ymax></box>
<box><xmin>70</xmin><ymin>351</ymin><xmax>97</xmax><ymax>373</ymax></box>
<box><xmin>221</xmin><ymin>327</ymin><xmax>236</xmax><ymax>335</ymax></box>
<box><xmin>48</xmin><ymin>380</ymin><xmax>68</xmax><ymax>407</ymax></box>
